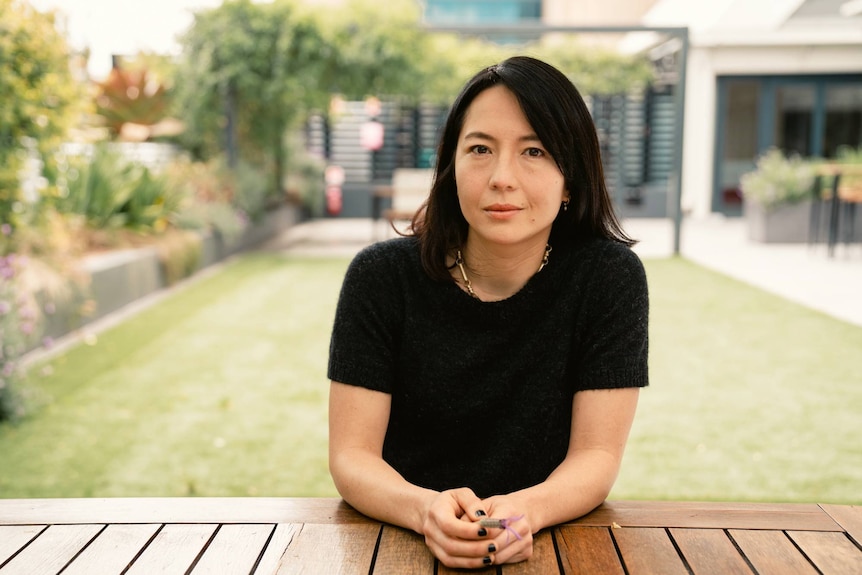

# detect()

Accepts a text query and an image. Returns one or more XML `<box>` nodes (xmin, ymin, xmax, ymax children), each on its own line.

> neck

<box><xmin>456</xmin><ymin>236</ymin><xmax>551</xmax><ymax>301</ymax></box>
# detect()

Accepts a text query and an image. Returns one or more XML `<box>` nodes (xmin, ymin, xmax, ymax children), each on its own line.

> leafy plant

<box><xmin>0</xmin><ymin>0</ymin><xmax>86</xmax><ymax>229</ymax></box>
<box><xmin>57</xmin><ymin>145</ymin><xmax>181</xmax><ymax>235</ymax></box>
<box><xmin>740</xmin><ymin>148</ymin><xmax>816</xmax><ymax>209</ymax></box>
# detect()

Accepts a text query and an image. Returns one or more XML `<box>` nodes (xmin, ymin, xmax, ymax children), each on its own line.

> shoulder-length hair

<box><xmin>410</xmin><ymin>55</ymin><xmax>635</xmax><ymax>282</ymax></box>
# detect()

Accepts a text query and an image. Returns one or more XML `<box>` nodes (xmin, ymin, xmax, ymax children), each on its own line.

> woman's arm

<box><xmin>328</xmin><ymin>381</ymin><xmax>434</xmax><ymax>532</ymax></box>
<box><xmin>329</xmin><ymin>381</ymin><xmax>498</xmax><ymax>568</ymax></box>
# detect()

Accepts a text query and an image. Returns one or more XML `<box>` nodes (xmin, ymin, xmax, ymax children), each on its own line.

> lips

<box><xmin>485</xmin><ymin>204</ymin><xmax>521</xmax><ymax>218</ymax></box>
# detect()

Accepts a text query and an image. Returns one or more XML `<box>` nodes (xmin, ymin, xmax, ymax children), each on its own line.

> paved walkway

<box><xmin>265</xmin><ymin>216</ymin><xmax>862</xmax><ymax>328</ymax></box>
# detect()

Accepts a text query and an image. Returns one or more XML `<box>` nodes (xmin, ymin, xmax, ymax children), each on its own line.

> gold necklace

<box><xmin>455</xmin><ymin>244</ymin><xmax>552</xmax><ymax>300</ymax></box>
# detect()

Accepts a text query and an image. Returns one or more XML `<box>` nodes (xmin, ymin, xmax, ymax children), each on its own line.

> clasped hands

<box><xmin>421</xmin><ymin>488</ymin><xmax>533</xmax><ymax>569</ymax></box>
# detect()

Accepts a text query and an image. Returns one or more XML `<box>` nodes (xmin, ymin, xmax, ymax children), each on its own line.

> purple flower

<box><xmin>20</xmin><ymin>322</ymin><xmax>34</xmax><ymax>335</ymax></box>
<box><xmin>42</xmin><ymin>336</ymin><xmax>54</xmax><ymax>349</ymax></box>
<box><xmin>0</xmin><ymin>224</ymin><xmax>10</xmax><ymax>236</ymax></box>
<box><xmin>0</xmin><ymin>301</ymin><xmax>10</xmax><ymax>315</ymax></box>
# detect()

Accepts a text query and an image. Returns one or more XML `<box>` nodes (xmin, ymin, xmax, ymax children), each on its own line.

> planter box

<box><xmin>34</xmin><ymin>205</ymin><xmax>301</xmax><ymax>352</ymax></box>
<box><xmin>745</xmin><ymin>200</ymin><xmax>812</xmax><ymax>243</ymax></box>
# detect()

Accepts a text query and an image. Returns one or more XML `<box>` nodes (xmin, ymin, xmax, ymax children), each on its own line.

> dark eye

<box><xmin>470</xmin><ymin>145</ymin><xmax>490</xmax><ymax>154</ymax></box>
<box><xmin>525</xmin><ymin>147</ymin><xmax>544</xmax><ymax>157</ymax></box>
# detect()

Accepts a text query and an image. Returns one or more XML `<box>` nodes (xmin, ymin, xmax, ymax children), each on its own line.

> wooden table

<box><xmin>1</xmin><ymin>498</ymin><xmax>860</xmax><ymax>574</ymax></box>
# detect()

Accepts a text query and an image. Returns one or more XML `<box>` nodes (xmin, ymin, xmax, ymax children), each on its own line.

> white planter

<box><xmin>745</xmin><ymin>200</ymin><xmax>812</xmax><ymax>243</ymax></box>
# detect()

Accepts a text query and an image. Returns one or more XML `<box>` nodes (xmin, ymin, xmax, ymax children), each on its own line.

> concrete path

<box><xmin>265</xmin><ymin>216</ymin><xmax>862</xmax><ymax>328</ymax></box>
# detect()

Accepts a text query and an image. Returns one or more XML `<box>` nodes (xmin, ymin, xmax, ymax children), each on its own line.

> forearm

<box><xmin>510</xmin><ymin>449</ymin><xmax>621</xmax><ymax>531</ymax></box>
<box><xmin>330</xmin><ymin>447</ymin><xmax>438</xmax><ymax>533</ymax></box>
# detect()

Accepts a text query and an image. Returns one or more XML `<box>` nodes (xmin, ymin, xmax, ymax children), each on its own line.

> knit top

<box><xmin>328</xmin><ymin>236</ymin><xmax>649</xmax><ymax>498</ymax></box>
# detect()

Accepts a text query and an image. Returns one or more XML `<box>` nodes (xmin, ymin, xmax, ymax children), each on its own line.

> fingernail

<box><xmin>488</xmin><ymin>543</ymin><xmax>497</xmax><ymax>553</ymax></box>
<box><xmin>476</xmin><ymin>510</ymin><xmax>487</xmax><ymax>517</ymax></box>
<box><xmin>478</xmin><ymin>528</ymin><xmax>487</xmax><ymax>537</ymax></box>
<box><xmin>483</xmin><ymin>556</ymin><xmax>492</xmax><ymax>565</ymax></box>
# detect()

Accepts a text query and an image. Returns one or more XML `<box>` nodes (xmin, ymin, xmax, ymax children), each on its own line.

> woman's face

<box><xmin>454</xmin><ymin>85</ymin><xmax>567</xmax><ymax>250</ymax></box>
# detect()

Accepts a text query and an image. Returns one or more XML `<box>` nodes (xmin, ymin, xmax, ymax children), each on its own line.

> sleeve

<box><xmin>574</xmin><ymin>242</ymin><xmax>649</xmax><ymax>391</ymax></box>
<box><xmin>327</xmin><ymin>243</ymin><xmax>403</xmax><ymax>393</ymax></box>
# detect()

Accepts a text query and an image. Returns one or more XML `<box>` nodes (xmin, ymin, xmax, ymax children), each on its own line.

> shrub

<box><xmin>740</xmin><ymin>148</ymin><xmax>816</xmax><ymax>210</ymax></box>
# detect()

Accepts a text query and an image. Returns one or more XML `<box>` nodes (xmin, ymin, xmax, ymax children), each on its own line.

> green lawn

<box><xmin>1</xmin><ymin>252</ymin><xmax>860</xmax><ymax>504</ymax></box>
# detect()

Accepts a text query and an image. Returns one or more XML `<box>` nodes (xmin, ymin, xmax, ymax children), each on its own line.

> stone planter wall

<box><xmin>745</xmin><ymin>200</ymin><xmax>812</xmax><ymax>243</ymax></box>
<box><xmin>37</xmin><ymin>205</ymin><xmax>301</xmax><ymax>349</ymax></box>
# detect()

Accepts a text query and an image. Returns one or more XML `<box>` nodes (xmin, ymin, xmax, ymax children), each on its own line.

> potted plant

<box><xmin>740</xmin><ymin>148</ymin><xmax>816</xmax><ymax>243</ymax></box>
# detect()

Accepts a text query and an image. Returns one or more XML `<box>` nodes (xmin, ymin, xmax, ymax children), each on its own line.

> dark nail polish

<box><xmin>478</xmin><ymin>528</ymin><xmax>487</xmax><ymax>537</ymax></box>
<box><xmin>476</xmin><ymin>509</ymin><xmax>487</xmax><ymax>517</ymax></box>
<box><xmin>483</xmin><ymin>556</ymin><xmax>492</xmax><ymax>565</ymax></box>
<box><xmin>488</xmin><ymin>543</ymin><xmax>497</xmax><ymax>553</ymax></box>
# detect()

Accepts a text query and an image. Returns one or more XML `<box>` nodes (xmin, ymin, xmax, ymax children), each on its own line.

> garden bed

<box><xmin>39</xmin><ymin>205</ymin><xmax>301</xmax><ymax>347</ymax></box>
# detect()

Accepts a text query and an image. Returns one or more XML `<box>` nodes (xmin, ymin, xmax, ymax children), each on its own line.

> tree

<box><xmin>0</xmin><ymin>0</ymin><xmax>84</xmax><ymax>229</ymax></box>
<box><xmin>174</xmin><ymin>0</ymin><xmax>332</xmax><ymax>197</ymax></box>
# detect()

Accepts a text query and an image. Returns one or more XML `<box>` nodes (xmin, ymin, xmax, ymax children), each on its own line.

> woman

<box><xmin>328</xmin><ymin>56</ymin><xmax>648</xmax><ymax>569</ymax></box>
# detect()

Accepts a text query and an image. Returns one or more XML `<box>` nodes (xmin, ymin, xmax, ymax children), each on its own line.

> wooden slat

<box><xmin>821</xmin><ymin>504</ymin><xmax>862</xmax><ymax>547</ymax></box>
<box><xmin>62</xmin><ymin>524</ymin><xmax>160</xmax><ymax>575</ymax></box>
<box><xmin>372</xmin><ymin>526</ymin><xmax>433</xmax><ymax>574</ymax></box>
<box><xmin>670</xmin><ymin>528</ymin><xmax>753</xmax><ymax>575</ymax></box>
<box><xmin>572</xmin><ymin>501</ymin><xmax>841</xmax><ymax>531</ymax></box>
<box><xmin>437</xmin><ymin>561</ymin><xmax>495</xmax><ymax>575</ymax></box>
<box><xmin>788</xmin><ymin>530</ymin><xmax>862</xmax><ymax>575</ymax></box>
<box><xmin>275</xmin><ymin>523</ymin><xmax>379</xmax><ymax>575</ymax></box>
<box><xmin>503</xmin><ymin>530</ymin><xmax>560</xmax><ymax>574</ymax></box>
<box><xmin>0</xmin><ymin>524</ymin><xmax>103</xmax><ymax>575</ymax></box>
<box><xmin>124</xmin><ymin>524</ymin><xmax>217</xmax><ymax>575</ymax></box>
<box><xmin>556</xmin><ymin>526</ymin><xmax>625</xmax><ymax>575</ymax></box>
<box><xmin>612</xmin><ymin>527</ymin><xmax>688</xmax><ymax>575</ymax></box>
<box><xmin>191</xmin><ymin>524</ymin><xmax>274</xmax><ymax>574</ymax></box>
<box><xmin>0</xmin><ymin>498</ymin><xmax>366</xmax><ymax>525</ymax></box>
<box><xmin>0</xmin><ymin>526</ymin><xmax>44</xmax><ymax>567</ymax></box>
<box><xmin>728</xmin><ymin>529</ymin><xmax>818</xmax><ymax>575</ymax></box>
<box><xmin>253</xmin><ymin>524</ymin><xmax>299</xmax><ymax>575</ymax></box>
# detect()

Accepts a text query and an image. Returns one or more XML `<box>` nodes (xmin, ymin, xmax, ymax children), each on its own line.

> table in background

<box><xmin>1</xmin><ymin>498</ymin><xmax>860</xmax><ymax>574</ymax></box>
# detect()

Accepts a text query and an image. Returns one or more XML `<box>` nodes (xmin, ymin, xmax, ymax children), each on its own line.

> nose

<box><xmin>488</xmin><ymin>157</ymin><xmax>517</xmax><ymax>191</ymax></box>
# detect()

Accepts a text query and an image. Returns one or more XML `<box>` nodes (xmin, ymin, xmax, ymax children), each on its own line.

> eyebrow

<box><xmin>462</xmin><ymin>131</ymin><xmax>543</xmax><ymax>144</ymax></box>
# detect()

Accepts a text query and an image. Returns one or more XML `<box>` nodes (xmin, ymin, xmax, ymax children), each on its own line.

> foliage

<box><xmin>283</xmin><ymin>134</ymin><xmax>325</xmax><ymax>216</ymax></box>
<box><xmin>531</xmin><ymin>38</ymin><xmax>655</xmax><ymax>95</ymax></box>
<box><xmin>740</xmin><ymin>148</ymin><xmax>816</xmax><ymax>209</ymax></box>
<box><xmin>313</xmin><ymin>0</ymin><xmax>429</xmax><ymax>102</ymax></box>
<box><xmin>0</xmin><ymin>0</ymin><xmax>86</xmax><ymax>229</ymax></box>
<box><xmin>832</xmin><ymin>145</ymin><xmax>862</xmax><ymax>191</ymax></box>
<box><xmin>154</xmin><ymin>230</ymin><xmax>202</xmax><ymax>286</ymax></box>
<box><xmin>55</xmin><ymin>144</ymin><xmax>181</xmax><ymax>233</ymax></box>
<box><xmin>95</xmin><ymin>66</ymin><xmax>171</xmax><ymax>138</ymax></box>
<box><xmin>0</xmin><ymin>253</ymin><xmax>36</xmax><ymax>422</ymax></box>
<box><xmin>174</xmin><ymin>0</ymin><xmax>332</xmax><ymax>200</ymax></box>
<box><xmin>164</xmin><ymin>156</ymin><xmax>258</xmax><ymax>238</ymax></box>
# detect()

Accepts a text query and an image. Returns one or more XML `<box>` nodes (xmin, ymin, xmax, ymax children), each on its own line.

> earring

<box><xmin>561</xmin><ymin>199</ymin><xmax>569</xmax><ymax>212</ymax></box>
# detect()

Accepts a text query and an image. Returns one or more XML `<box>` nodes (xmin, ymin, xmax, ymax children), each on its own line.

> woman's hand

<box><xmin>421</xmin><ymin>488</ymin><xmax>503</xmax><ymax>569</ymax></box>
<box><xmin>471</xmin><ymin>495</ymin><xmax>534</xmax><ymax>565</ymax></box>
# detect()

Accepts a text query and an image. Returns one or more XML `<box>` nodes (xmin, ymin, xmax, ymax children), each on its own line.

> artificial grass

<box><xmin>0</xmin><ymin>253</ymin><xmax>860</xmax><ymax>504</ymax></box>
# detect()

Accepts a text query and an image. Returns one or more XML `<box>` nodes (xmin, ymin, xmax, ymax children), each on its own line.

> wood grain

<box><xmin>572</xmin><ymin>501</ymin><xmax>840</xmax><ymax>531</ymax></box>
<box><xmin>555</xmin><ymin>526</ymin><xmax>624</xmax><ymax>575</ymax></box>
<box><xmin>612</xmin><ymin>527</ymin><xmax>688</xmax><ymax>575</ymax></box>
<box><xmin>372</xmin><ymin>526</ymin><xmax>434</xmax><ymax>574</ymax></box>
<box><xmin>503</xmin><ymin>530</ymin><xmax>561</xmax><ymax>574</ymax></box>
<box><xmin>61</xmin><ymin>524</ymin><xmax>160</xmax><ymax>575</ymax></box>
<box><xmin>0</xmin><ymin>498</ymin><xmax>366</xmax><ymax>525</ymax></box>
<box><xmin>253</xmin><ymin>524</ymin><xmax>299</xmax><ymax>575</ymax></box>
<box><xmin>728</xmin><ymin>529</ymin><xmax>818</xmax><ymax>575</ymax></box>
<box><xmin>788</xmin><ymin>530</ymin><xmax>862</xmax><ymax>575</ymax></box>
<box><xmin>821</xmin><ymin>504</ymin><xmax>862</xmax><ymax>547</ymax></box>
<box><xmin>124</xmin><ymin>524</ymin><xmax>217</xmax><ymax>575</ymax></box>
<box><xmin>0</xmin><ymin>526</ymin><xmax>44</xmax><ymax>567</ymax></box>
<box><xmin>0</xmin><ymin>524</ymin><xmax>103</xmax><ymax>575</ymax></box>
<box><xmin>670</xmin><ymin>528</ymin><xmax>753</xmax><ymax>575</ymax></box>
<box><xmin>191</xmin><ymin>524</ymin><xmax>274</xmax><ymax>574</ymax></box>
<box><xmin>275</xmin><ymin>523</ymin><xmax>380</xmax><ymax>575</ymax></box>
